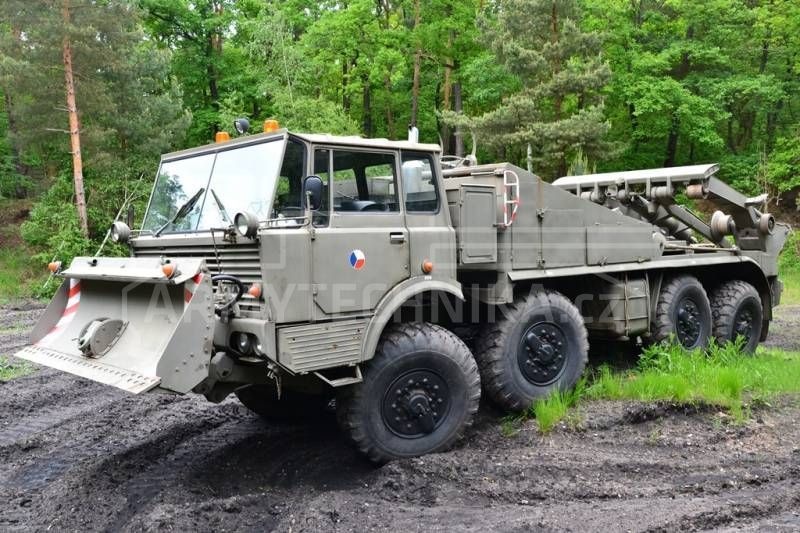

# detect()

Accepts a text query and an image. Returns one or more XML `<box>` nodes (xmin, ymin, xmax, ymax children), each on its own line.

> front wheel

<box><xmin>336</xmin><ymin>323</ymin><xmax>481</xmax><ymax>464</ymax></box>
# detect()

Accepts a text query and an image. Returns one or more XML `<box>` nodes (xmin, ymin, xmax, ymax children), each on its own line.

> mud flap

<box><xmin>14</xmin><ymin>257</ymin><xmax>215</xmax><ymax>394</ymax></box>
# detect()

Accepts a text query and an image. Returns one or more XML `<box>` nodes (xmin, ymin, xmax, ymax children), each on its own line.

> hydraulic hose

<box><xmin>211</xmin><ymin>274</ymin><xmax>245</xmax><ymax>315</ymax></box>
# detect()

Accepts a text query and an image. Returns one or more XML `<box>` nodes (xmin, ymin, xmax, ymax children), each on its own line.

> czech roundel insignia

<box><xmin>349</xmin><ymin>249</ymin><xmax>366</xmax><ymax>270</ymax></box>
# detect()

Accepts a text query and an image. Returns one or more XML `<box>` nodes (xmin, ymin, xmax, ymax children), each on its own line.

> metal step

<box><xmin>15</xmin><ymin>345</ymin><xmax>161</xmax><ymax>394</ymax></box>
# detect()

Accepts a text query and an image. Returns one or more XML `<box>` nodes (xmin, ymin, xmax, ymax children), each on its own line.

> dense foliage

<box><xmin>0</xmin><ymin>0</ymin><xmax>798</xmax><ymax>285</ymax></box>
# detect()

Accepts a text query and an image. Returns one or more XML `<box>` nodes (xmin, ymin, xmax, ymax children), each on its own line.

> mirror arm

<box><xmin>305</xmin><ymin>190</ymin><xmax>315</xmax><ymax>238</ymax></box>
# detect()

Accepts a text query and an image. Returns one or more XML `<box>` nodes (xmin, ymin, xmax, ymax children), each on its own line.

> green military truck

<box><xmin>16</xmin><ymin>123</ymin><xmax>789</xmax><ymax>462</ymax></box>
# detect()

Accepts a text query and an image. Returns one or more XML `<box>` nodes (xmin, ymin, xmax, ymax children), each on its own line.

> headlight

<box><xmin>234</xmin><ymin>211</ymin><xmax>259</xmax><ymax>239</ymax></box>
<box><xmin>110</xmin><ymin>221</ymin><xmax>131</xmax><ymax>243</ymax></box>
<box><xmin>234</xmin><ymin>117</ymin><xmax>250</xmax><ymax>134</ymax></box>
<box><xmin>232</xmin><ymin>332</ymin><xmax>253</xmax><ymax>355</ymax></box>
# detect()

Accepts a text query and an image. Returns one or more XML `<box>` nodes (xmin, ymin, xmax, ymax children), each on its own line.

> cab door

<box><xmin>400</xmin><ymin>151</ymin><xmax>456</xmax><ymax>282</ymax></box>
<box><xmin>310</xmin><ymin>147</ymin><xmax>409</xmax><ymax>316</ymax></box>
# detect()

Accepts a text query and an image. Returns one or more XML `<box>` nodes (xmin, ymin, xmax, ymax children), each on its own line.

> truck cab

<box><xmin>132</xmin><ymin>130</ymin><xmax>460</xmax><ymax>378</ymax></box>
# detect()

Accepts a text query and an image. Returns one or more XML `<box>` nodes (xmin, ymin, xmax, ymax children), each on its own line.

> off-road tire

<box><xmin>709</xmin><ymin>280</ymin><xmax>763</xmax><ymax>353</ymax></box>
<box><xmin>651</xmin><ymin>275</ymin><xmax>712</xmax><ymax>349</ymax></box>
<box><xmin>336</xmin><ymin>323</ymin><xmax>481</xmax><ymax>464</ymax></box>
<box><xmin>235</xmin><ymin>384</ymin><xmax>330</xmax><ymax>421</ymax></box>
<box><xmin>473</xmin><ymin>290</ymin><xmax>589</xmax><ymax>413</ymax></box>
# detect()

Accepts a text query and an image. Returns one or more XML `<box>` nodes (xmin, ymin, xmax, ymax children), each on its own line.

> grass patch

<box><xmin>530</xmin><ymin>378</ymin><xmax>587</xmax><ymax>433</ymax></box>
<box><xmin>516</xmin><ymin>340</ymin><xmax>800</xmax><ymax>432</ymax></box>
<box><xmin>587</xmin><ymin>341</ymin><xmax>800</xmax><ymax>422</ymax></box>
<box><xmin>0</xmin><ymin>356</ymin><xmax>34</xmax><ymax>381</ymax></box>
<box><xmin>778</xmin><ymin>229</ymin><xmax>800</xmax><ymax>305</ymax></box>
<box><xmin>0</xmin><ymin>247</ymin><xmax>43</xmax><ymax>303</ymax></box>
<box><xmin>779</xmin><ymin>269</ymin><xmax>800</xmax><ymax>306</ymax></box>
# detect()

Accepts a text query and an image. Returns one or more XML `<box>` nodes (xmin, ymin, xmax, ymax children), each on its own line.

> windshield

<box><xmin>142</xmin><ymin>139</ymin><xmax>285</xmax><ymax>234</ymax></box>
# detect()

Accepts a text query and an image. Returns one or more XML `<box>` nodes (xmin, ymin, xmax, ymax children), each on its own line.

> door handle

<box><xmin>389</xmin><ymin>232</ymin><xmax>406</xmax><ymax>244</ymax></box>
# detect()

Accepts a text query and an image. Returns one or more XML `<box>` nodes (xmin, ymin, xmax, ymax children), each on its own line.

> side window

<box><xmin>272</xmin><ymin>140</ymin><xmax>306</xmax><ymax>222</ymax></box>
<box><xmin>332</xmin><ymin>150</ymin><xmax>399</xmax><ymax>213</ymax></box>
<box><xmin>312</xmin><ymin>149</ymin><xmax>331</xmax><ymax>226</ymax></box>
<box><xmin>401</xmin><ymin>152</ymin><xmax>439</xmax><ymax>213</ymax></box>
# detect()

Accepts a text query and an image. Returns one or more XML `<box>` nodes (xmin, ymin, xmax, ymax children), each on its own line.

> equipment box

<box><xmin>447</xmin><ymin>184</ymin><xmax>498</xmax><ymax>265</ymax></box>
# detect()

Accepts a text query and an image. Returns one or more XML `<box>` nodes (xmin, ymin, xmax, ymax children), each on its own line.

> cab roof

<box><xmin>161</xmin><ymin>129</ymin><xmax>442</xmax><ymax>162</ymax></box>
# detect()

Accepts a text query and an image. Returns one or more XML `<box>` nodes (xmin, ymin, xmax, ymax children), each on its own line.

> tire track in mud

<box><xmin>645</xmin><ymin>481</ymin><xmax>800</xmax><ymax>532</ymax></box>
<box><xmin>2</xmin><ymin>302</ymin><xmax>800</xmax><ymax>531</ymax></box>
<box><xmin>0</xmin><ymin>388</ymin><xmax>121</xmax><ymax>450</ymax></box>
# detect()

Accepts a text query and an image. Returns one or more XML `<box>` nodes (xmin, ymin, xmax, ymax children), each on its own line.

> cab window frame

<box><xmin>400</xmin><ymin>150</ymin><xmax>441</xmax><ymax>215</ymax></box>
<box><xmin>311</xmin><ymin>145</ymin><xmax>403</xmax><ymax>216</ymax></box>
<box><xmin>270</xmin><ymin>136</ymin><xmax>310</xmax><ymax>224</ymax></box>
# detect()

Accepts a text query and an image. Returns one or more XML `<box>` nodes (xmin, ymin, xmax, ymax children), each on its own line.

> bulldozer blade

<box><xmin>15</xmin><ymin>258</ymin><xmax>214</xmax><ymax>394</ymax></box>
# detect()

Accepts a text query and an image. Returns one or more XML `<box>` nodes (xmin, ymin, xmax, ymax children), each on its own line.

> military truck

<box><xmin>16</xmin><ymin>122</ymin><xmax>789</xmax><ymax>463</ymax></box>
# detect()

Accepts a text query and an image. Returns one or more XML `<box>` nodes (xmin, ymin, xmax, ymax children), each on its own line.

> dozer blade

<box><xmin>14</xmin><ymin>256</ymin><xmax>214</xmax><ymax>394</ymax></box>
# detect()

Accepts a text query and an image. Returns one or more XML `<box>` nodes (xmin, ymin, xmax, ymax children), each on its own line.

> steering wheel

<box><xmin>360</xmin><ymin>202</ymin><xmax>388</xmax><ymax>212</ymax></box>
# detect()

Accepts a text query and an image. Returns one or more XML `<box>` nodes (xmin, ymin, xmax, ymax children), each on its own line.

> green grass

<box><xmin>518</xmin><ymin>341</ymin><xmax>800</xmax><ymax>433</ymax></box>
<box><xmin>529</xmin><ymin>378</ymin><xmax>587</xmax><ymax>433</ymax></box>
<box><xmin>0</xmin><ymin>247</ymin><xmax>42</xmax><ymax>303</ymax></box>
<box><xmin>779</xmin><ymin>269</ymin><xmax>800</xmax><ymax>306</ymax></box>
<box><xmin>0</xmin><ymin>356</ymin><xmax>34</xmax><ymax>381</ymax></box>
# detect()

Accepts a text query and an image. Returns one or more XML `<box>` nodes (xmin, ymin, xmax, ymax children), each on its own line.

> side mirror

<box><xmin>302</xmin><ymin>175</ymin><xmax>324</xmax><ymax>211</ymax></box>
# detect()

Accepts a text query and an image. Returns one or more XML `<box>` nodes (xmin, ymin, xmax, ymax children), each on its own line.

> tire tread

<box><xmin>473</xmin><ymin>291</ymin><xmax>588</xmax><ymax>412</ymax></box>
<box><xmin>709</xmin><ymin>279</ymin><xmax>762</xmax><ymax>352</ymax></box>
<box><xmin>337</xmin><ymin>322</ymin><xmax>480</xmax><ymax>464</ymax></box>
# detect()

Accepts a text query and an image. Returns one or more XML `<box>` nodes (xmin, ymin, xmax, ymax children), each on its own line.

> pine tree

<box><xmin>0</xmin><ymin>0</ymin><xmax>188</xmax><ymax>235</ymax></box>
<box><xmin>445</xmin><ymin>0</ymin><xmax>611</xmax><ymax>179</ymax></box>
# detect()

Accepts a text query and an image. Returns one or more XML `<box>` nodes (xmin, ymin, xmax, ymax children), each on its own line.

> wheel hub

<box><xmin>675</xmin><ymin>298</ymin><xmax>701</xmax><ymax>347</ymax></box>
<box><xmin>733</xmin><ymin>305</ymin><xmax>755</xmax><ymax>341</ymax></box>
<box><xmin>518</xmin><ymin>322</ymin><xmax>567</xmax><ymax>385</ymax></box>
<box><xmin>382</xmin><ymin>370</ymin><xmax>450</xmax><ymax>438</ymax></box>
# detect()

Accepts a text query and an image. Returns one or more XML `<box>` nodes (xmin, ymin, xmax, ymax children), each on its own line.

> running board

<box><xmin>15</xmin><ymin>345</ymin><xmax>161</xmax><ymax>394</ymax></box>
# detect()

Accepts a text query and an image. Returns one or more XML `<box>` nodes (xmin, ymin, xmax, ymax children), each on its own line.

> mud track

<box><xmin>1</xmin><ymin>301</ymin><xmax>799</xmax><ymax>532</ymax></box>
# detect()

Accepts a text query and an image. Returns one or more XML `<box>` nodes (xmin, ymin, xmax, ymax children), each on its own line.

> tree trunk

<box><xmin>453</xmin><ymin>82</ymin><xmax>464</xmax><ymax>157</ymax></box>
<box><xmin>3</xmin><ymin>24</ymin><xmax>27</xmax><ymax>197</ymax></box>
<box><xmin>384</xmin><ymin>75</ymin><xmax>395</xmax><ymax>139</ymax></box>
<box><xmin>411</xmin><ymin>52</ymin><xmax>421</xmax><ymax>127</ymax></box>
<box><xmin>628</xmin><ymin>102</ymin><xmax>638</xmax><ymax>149</ymax></box>
<box><xmin>440</xmin><ymin>56</ymin><xmax>453</xmax><ymax>153</ymax></box>
<box><xmin>362</xmin><ymin>75</ymin><xmax>372</xmax><ymax>137</ymax></box>
<box><xmin>439</xmin><ymin>27</ymin><xmax>454</xmax><ymax>151</ymax></box>
<box><xmin>410</xmin><ymin>0</ymin><xmax>422</xmax><ymax>127</ymax></box>
<box><xmin>3</xmin><ymin>91</ymin><xmax>26</xmax><ymax>198</ymax></box>
<box><xmin>62</xmin><ymin>0</ymin><xmax>89</xmax><ymax>238</ymax></box>
<box><xmin>664</xmin><ymin>112</ymin><xmax>680</xmax><ymax>167</ymax></box>
<box><xmin>342</xmin><ymin>59</ymin><xmax>350</xmax><ymax>113</ymax></box>
<box><xmin>551</xmin><ymin>2</ymin><xmax>563</xmax><ymax>121</ymax></box>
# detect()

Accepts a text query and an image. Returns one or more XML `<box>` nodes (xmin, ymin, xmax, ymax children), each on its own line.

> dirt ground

<box><xmin>1</xmin><ymin>302</ymin><xmax>799</xmax><ymax>532</ymax></box>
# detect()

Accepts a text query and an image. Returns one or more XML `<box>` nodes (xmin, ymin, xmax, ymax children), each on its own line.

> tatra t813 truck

<box><xmin>16</xmin><ymin>121</ymin><xmax>789</xmax><ymax>462</ymax></box>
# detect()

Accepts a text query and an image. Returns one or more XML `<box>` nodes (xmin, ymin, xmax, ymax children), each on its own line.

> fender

<box><xmin>360</xmin><ymin>276</ymin><xmax>463</xmax><ymax>362</ymax></box>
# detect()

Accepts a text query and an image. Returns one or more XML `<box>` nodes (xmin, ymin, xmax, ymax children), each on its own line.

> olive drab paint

<box><xmin>15</xmin><ymin>128</ymin><xmax>789</xmax><ymax>444</ymax></box>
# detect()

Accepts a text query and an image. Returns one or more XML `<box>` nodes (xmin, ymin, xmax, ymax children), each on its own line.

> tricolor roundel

<box><xmin>349</xmin><ymin>249</ymin><xmax>366</xmax><ymax>270</ymax></box>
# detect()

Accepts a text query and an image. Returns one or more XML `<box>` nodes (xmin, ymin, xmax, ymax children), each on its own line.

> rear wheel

<box><xmin>651</xmin><ymin>275</ymin><xmax>712</xmax><ymax>349</ymax></box>
<box><xmin>473</xmin><ymin>290</ymin><xmax>589</xmax><ymax>412</ymax></box>
<box><xmin>235</xmin><ymin>384</ymin><xmax>330</xmax><ymax>421</ymax></box>
<box><xmin>337</xmin><ymin>323</ymin><xmax>480</xmax><ymax>464</ymax></box>
<box><xmin>709</xmin><ymin>280</ymin><xmax>763</xmax><ymax>353</ymax></box>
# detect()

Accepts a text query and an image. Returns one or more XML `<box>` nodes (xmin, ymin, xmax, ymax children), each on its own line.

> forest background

<box><xmin>0</xmin><ymin>0</ymin><xmax>798</xmax><ymax>297</ymax></box>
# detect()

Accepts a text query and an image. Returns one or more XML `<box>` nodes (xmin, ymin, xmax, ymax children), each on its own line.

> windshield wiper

<box><xmin>210</xmin><ymin>188</ymin><xmax>232</xmax><ymax>225</ymax></box>
<box><xmin>154</xmin><ymin>187</ymin><xmax>205</xmax><ymax>237</ymax></box>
